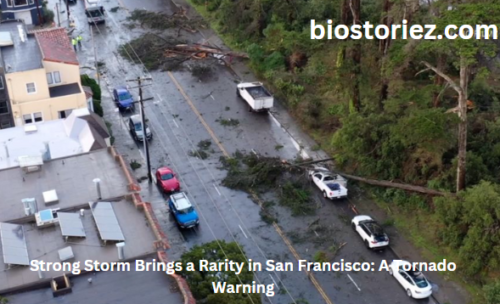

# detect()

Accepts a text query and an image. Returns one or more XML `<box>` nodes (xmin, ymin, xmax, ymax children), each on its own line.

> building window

<box><xmin>46</xmin><ymin>72</ymin><xmax>61</xmax><ymax>85</ymax></box>
<box><xmin>0</xmin><ymin>77</ymin><xmax>4</xmax><ymax>90</ymax></box>
<box><xmin>26</xmin><ymin>82</ymin><xmax>36</xmax><ymax>94</ymax></box>
<box><xmin>0</xmin><ymin>102</ymin><xmax>8</xmax><ymax>115</ymax></box>
<box><xmin>6</xmin><ymin>0</ymin><xmax>12</xmax><ymax>7</ymax></box>
<box><xmin>14</xmin><ymin>0</ymin><xmax>28</xmax><ymax>6</ymax></box>
<box><xmin>23</xmin><ymin>112</ymin><xmax>43</xmax><ymax>124</ymax></box>
<box><xmin>29</xmin><ymin>0</ymin><xmax>34</xmax><ymax>4</ymax></box>
<box><xmin>58</xmin><ymin>109</ymin><xmax>73</xmax><ymax>119</ymax></box>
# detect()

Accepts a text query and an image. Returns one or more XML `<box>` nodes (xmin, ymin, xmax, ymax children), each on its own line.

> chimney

<box><xmin>17</xmin><ymin>24</ymin><xmax>26</xmax><ymax>43</ymax></box>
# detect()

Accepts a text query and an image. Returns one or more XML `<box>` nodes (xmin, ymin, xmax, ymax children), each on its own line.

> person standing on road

<box><xmin>71</xmin><ymin>38</ymin><xmax>77</xmax><ymax>52</ymax></box>
<box><xmin>77</xmin><ymin>35</ymin><xmax>83</xmax><ymax>49</ymax></box>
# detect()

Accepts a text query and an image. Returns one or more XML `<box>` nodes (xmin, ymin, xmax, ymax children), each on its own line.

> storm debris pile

<box><xmin>221</xmin><ymin>152</ymin><xmax>317</xmax><ymax>216</ymax></box>
<box><xmin>127</xmin><ymin>9</ymin><xmax>206</xmax><ymax>32</ymax></box>
<box><xmin>119</xmin><ymin>33</ymin><xmax>248</xmax><ymax>71</ymax></box>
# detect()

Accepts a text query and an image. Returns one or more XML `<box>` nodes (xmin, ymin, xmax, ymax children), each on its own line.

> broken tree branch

<box><xmin>421</xmin><ymin>61</ymin><xmax>462</xmax><ymax>95</ymax></box>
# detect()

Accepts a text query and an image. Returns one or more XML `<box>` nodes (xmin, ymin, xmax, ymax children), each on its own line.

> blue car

<box><xmin>113</xmin><ymin>86</ymin><xmax>135</xmax><ymax>112</ymax></box>
<box><xmin>168</xmin><ymin>192</ymin><xmax>199</xmax><ymax>229</ymax></box>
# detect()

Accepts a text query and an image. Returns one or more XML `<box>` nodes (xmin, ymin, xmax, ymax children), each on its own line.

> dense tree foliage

<box><xmin>189</xmin><ymin>0</ymin><xmax>500</xmax><ymax>293</ymax></box>
<box><xmin>179</xmin><ymin>240</ymin><xmax>260</xmax><ymax>304</ymax></box>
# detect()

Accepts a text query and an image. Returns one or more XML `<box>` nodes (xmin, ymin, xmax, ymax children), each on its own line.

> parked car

<box><xmin>308</xmin><ymin>167</ymin><xmax>348</xmax><ymax>199</ymax></box>
<box><xmin>128</xmin><ymin>114</ymin><xmax>152</xmax><ymax>141</ymax></box>
<box><xmin>156</xmin><ymin>167</ymin><xmax>180</xmax><ymax>193</ymax></box>
<box><xmin>389</xmin><ymin>260</ymin><xmax>433</xmax><ymax>299</ymax></box>
<box><xmin>168</xmin><ymin>192</ymin><xmax>199</xmax><ymax>229</ymax></box>
<box><xmin>236</xmin><ymin>82</ymin><xmax>274</xmax><ymax>112</ymax></box>
<box><xmin>351</xmin><ymin>215</ymin><xmax>389</xmax><ymax>249</ymax></box>
<box><xmin>113</xmin><ymin>86</ymin><xmax>134</xmax><ymax>111</ymax></box>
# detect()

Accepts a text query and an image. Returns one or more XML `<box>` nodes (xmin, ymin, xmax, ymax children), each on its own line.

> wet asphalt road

<box><xmin>58</xmin><ymin>0</ymin><xmax>440</xmax><ymax>303</ymax></box>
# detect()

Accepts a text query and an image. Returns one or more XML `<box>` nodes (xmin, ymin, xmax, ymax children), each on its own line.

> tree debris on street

<box><xmin>221</xmin><ymin>152</ymin><xmax>318</xmax><ymax>216</ymax></box>
<box><xmin>119</xmin><ymin>33</ymin><xmax>248</xmax><ymax>71</ymax></box>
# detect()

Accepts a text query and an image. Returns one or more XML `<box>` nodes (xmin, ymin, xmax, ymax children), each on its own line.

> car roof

<box><xmin>115</xmin><ymin>86</ymin><xmax>129</xmax><ymax>93</ymax></box>
<box><xmin>171</xmin><ymin>192</ymin><xmax>192</xmax><ymax>209</ymax></box>
<box><xmin>130</xmin><ymin>115</ymin><xmax>142</xmax><ymax>124</ymax></box>
<box><xmin>360</xmin><ymin>220</ymin><xmax>385</xmax><ymax>234</ymax></box>
<box><xmin>157</xmin><ymin>167</ymin><xmax>173</xmax><ymax>174</ymax></box>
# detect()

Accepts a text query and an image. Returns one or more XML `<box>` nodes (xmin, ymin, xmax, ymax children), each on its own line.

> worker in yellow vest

<box><xmin>77</xmin><ymin>35</ymin><xmax>83</xmax><ymax>49</ymax></box>
<box><xmin>71</xmin><ymin>38</ymin><xmax>77</xmax><ymax>52</ymax></box>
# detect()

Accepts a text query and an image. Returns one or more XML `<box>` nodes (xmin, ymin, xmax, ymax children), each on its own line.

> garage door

<box><xmin>15</xmin><ymin>10</ymin><xmax>33</xmax><ymax>25</ymax></box>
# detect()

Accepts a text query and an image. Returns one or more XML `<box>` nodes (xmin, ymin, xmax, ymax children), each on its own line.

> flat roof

<box><xmin>0</xmin><ymin>149</ymin><xmax>128</xmax><ymax>222</ymax></box>
<box><xmin>0</xmin><ymin>21</ymin><xmax>43</xmax><ymax>73</ymax></box>
<box><xmin>49</xmin><ymin>83</ymin><xmax>82</xmax><ymax>98</ymax></box>
<box><xmin>6</xmin><ymin>257</ymin><xmax>183</xmax><ymax>304</ymax></box>
<box><xmin>0</xmin><ymin>200</ymin><xmax>157</xmax><ymax>293</ymax></box>
<box><xmin>0</xmin><ymin>110</ymin><xmax>107</xmax><ymax>170</ymax></box>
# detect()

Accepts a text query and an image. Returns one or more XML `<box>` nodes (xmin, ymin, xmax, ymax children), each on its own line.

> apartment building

<box><xmin>0</xmin><ymin>21</ymin><xmax>87</xmax><ymax>127</ymax></box>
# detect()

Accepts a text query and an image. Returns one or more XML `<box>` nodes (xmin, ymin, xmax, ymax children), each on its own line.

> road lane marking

<box><xmin>238</xmin><ymin>225</ymin><xmax>248</xmax><ymax>239</ymax></box>
<box><xmin>172</xmin><ymin>119</ymin><xmax>179</xmax><ymax>128</ymax></box>
<box><xmin>138</xmin><ymin>148</ymin><xmax>145</xmax><ymax>160</ymax></box>
<box><xmin>210</xmin><ymin>94</ymin><xmax>215</xmax><ymax>100</ymax></box>
<box><xmin>347</xmin><ymin>274</ymin><xmax>361</xmax><ymax>292</ymax></box>
<box><xmin>151</xmin><ymin>170</ymin><xmax>157</xmax><ymax>184</ymax></box>
<box><xmin>213</xmin><ymin>184</ymin><xmax>221</xmax><ymax>196</ymax></box>
<box><xmin>269</xmin><ymin>274</ymin><xmax>278</xmax><ymax>286</ymax></box>
<box><xmin>168</xmin><ymin>72</ymin><xmax>229</xmax><ymax>157</ymax></box>
<box><xmin>168</xmin><ymin>71</ymin><xmax>334</xmax><ymax>304</ymax></box>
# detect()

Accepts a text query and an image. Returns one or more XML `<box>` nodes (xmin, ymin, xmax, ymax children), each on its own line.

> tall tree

<box><xmin>340</xmin><ymin>0</ymin><xmax>361</xmax><ymax>112</ymax></box>
<box><xmin>418</xmin><ymin>1</ymin><xmax>500</xmax><ymax>192</ymax></box>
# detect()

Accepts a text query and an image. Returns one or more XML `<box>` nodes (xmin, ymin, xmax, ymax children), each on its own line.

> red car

<box><xmin>155</xmin><ymin>167</ymin><xmax>180</xmax><ymax>193</ymax></box>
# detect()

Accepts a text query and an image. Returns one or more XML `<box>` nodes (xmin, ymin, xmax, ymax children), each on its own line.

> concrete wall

<box><xmin>6</xmin><ymin>62</ymin><xmax>86</xmax><ymax>125</ymax></box>
<box><xmin>6</xmin><ymin>68</ymin><xmax>50</xmax><ymax>102</ymax></box>
<box><xmin>43</xmin><ymin>61</ymin><xmax>81</xmax><ymax>86</ymax></box>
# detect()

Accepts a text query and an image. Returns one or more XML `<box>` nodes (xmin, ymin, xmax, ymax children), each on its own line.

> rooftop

<box><xmin>0</xmin><ymin>21</ymin><xmax>43</xmax><ymax>73</ymax></box>
<box><xmin>0</xmin><ymin>149</ymin><xmax>125</xmax><ymax>223</ymax></box>
<box><xmin>34</xmin><ymin>27</ymin><xmax>78</xmax><ymax>65</ymax></box>
<box><xmin>6</xmin><ymin>257</ymin><xmax>183</xmax><ymax>304</ymax></box>
<box><xmin>0</xmin><ymin>199</ymin><xmax>157</xmax><ymax>293</ymax></box>
<box><xmin>0</xmin><ymin>108</ymin><xmax>109</xmax><ymax>170</ymax></box>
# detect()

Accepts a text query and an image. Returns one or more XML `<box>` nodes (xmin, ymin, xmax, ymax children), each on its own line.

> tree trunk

<box><xmin>341</xmin><ymin>0</ymin><xmax>361</xmax><ymax>112</ymax></box>
<box><xmin>456</xmin><ymin>56</ymin><xmax>469</xmax><ymax>192</ymax></box>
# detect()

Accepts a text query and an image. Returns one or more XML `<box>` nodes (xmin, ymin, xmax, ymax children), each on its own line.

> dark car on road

<box><xmin>113</xmin><ymin>86</ymin><xmax>135</xmax><ymax>112</ymax></box>
<box><xmin>128</xmin><ymin>114</ymin><xmax>152</xmax><ymax>141</ymax></box>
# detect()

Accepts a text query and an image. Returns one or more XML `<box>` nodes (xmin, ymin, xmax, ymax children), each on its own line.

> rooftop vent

<box><xmin>24</xmin><ymin>124</ymin><xmax>37</xmax><ymax>134</ymax></box>
<box><xmin>18</xmin><ymin>155</ymin><xmax>43</xmax><ymax>173</ymax></box>
<box><xmin>0</xmin><ymin>32</ymin><xmax>13</xmax><ymax>47</ymax></box>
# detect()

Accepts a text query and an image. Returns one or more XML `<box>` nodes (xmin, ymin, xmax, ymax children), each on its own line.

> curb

<box><xmin>387</xmin><ymin>246</ymin><xmax>441</xmax><ymax>304</ymax></box>
<box><xmin>110</xmin><ymin>147</ymin><xmax>196</xmax><ymax>303</ymax></box>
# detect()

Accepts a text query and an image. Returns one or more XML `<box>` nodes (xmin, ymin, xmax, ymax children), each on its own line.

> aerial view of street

<box><xmin>0</xmin><ymin>0</ymin><xmax>498</xmax><ymax>304</ymax></box>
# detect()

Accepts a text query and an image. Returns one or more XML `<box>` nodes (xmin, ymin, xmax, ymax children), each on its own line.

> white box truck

<box><xmin>236</xmin><ymin>82</ymin><xmax>273</xmax><ymax>112</ymax></box>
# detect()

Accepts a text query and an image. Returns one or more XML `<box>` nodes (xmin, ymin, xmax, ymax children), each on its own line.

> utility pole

<box><xmin>55</xmin><ymin>3</ymin><xmax>61</xmax><ymax>27</ymax></box>
<box><xmin>66</xmin><ymin>0</ymin><xmax>70</xmax><ymax>22</ymax></box>
<box><xmin>127</xmin><ymin>77</ymin><xmax>153</xmax><ymax>183</ymax></box>
<box><xmin>34</xmin><ymin>0</ymin><xmax>43</xmax><ymax>25</ymax></box>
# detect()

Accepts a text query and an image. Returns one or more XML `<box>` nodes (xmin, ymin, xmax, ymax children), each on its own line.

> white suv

<box><xmin>351</xmin><ymin>215</ymin><xmax>389</xmax><ymax>249</ymax></box>
<box><xmin>389</xmin><ymin>260</ymin><xmax>433</xmax><ymax>299</ymax></box>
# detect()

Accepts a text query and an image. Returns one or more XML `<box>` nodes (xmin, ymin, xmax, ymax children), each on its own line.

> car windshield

<box><xmin>134</xmin><ymin>123</ymin><xmax>142</xmax><ymax>131</ymax></box>
<box><xmin>88</xmin><ymin>9</ymin><xmax>103</xmax><ymax>18</ymax></box>
<box><xmin>161</xmin><ymin>173</ymin><xmax>174</xmax><ymax>180</ymax></box>
<box><xmin>119</xmin><ymin>92</ymin><xmax>132</xmax><ymax>101</ymax></box>
<box><xmin>324</xmin><ymin>176</ymin><xmax>334</xmax><ymax>181</ymax></box>
<box><xmin>178</xmin><ymin>206</ymin><xmax>194</xmax><ymax>214</ymax></box>
<box><xmin>409</xmin><ymin>271</ymin><xmax>429</xmax><ymax>288</ymax></box>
